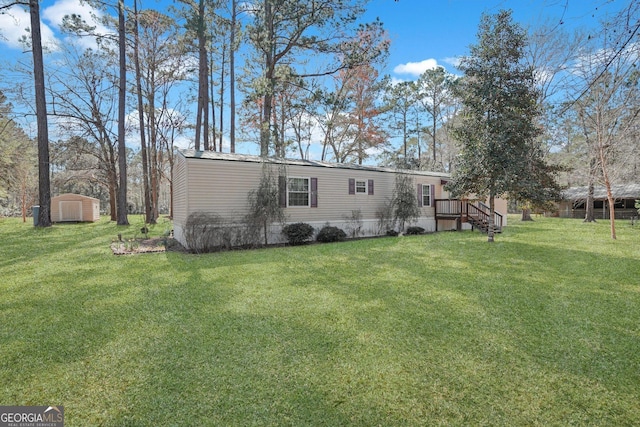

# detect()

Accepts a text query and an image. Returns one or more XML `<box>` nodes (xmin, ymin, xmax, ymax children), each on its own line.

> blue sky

<box><xmin>1</xmin><ymin>0</ymin><xmax>624</xmax><ymax>78</ymax></box>
<box><xmin>0</xmin><ymin>0</ymin><xmax>629</xmax><ymax>156</ymax></box>
<box><xmin>363</xmin><ymin>0</ymin><xmax>623</xmax><ymax>80</ymax></box>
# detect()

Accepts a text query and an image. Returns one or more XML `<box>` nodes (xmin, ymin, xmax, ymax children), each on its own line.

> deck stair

<box><xmin>434</xmin><ymin>199</ymin><xmax>503</xmax><ymax>233</ymax></box>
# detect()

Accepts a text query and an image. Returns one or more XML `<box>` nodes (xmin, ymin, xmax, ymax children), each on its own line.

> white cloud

<box><xmin>43</xmin><ymin>0</ymin><xmax>112</xmax><ymax>50</ymax></box>
<box><xmin>0</xmin><ymin>5</ymin><xmax>58</xmax><ymax>50</ymax></box>
<box><xmin>442</xmin><ymin>56</ymin><xmax>462</xmax><ymax>68</ymax></box>
<box><xmin>0</xmin><ymin>0</ymin><xmax>110</xmax><ymax>51</ymax></box>
<box><xmin>393</xmin><ymin>58</ymin><xmax>439</xmax><ymax>76</ymax></box>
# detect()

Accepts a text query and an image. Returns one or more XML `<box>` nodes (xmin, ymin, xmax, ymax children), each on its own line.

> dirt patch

<box><xmin>111</xmin><ymin>237</ymin><xmax>185</xmax><ymax>255</ymax></box>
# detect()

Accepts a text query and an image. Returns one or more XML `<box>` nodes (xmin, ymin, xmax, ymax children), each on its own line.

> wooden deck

<box><xmin>435</xmin><ymin>199</ymin><xmax>503</xmax><ymax>233</ymax></box>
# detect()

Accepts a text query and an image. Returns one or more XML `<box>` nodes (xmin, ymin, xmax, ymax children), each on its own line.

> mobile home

<box><xmin>172</xmin><ymin>150</ymin><xmax>506</xmax><ymax>249</ymax></box>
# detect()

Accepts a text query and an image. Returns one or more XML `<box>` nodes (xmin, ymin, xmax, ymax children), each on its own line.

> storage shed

<box><xmin>51</xmin><ymin>194</ymin><xmax>100</xmax><ymax>222</ymax></box>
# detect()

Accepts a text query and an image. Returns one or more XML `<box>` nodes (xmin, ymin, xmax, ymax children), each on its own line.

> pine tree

<box><xmin>449</xmin><ymin>10</ymin><xmax>548</xmax><ymax>242</ymax></box>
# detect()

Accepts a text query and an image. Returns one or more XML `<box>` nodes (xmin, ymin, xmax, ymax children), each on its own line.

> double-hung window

<box><xmin>288</xmin><ymin>177</ymin><xmax>310</xmax><ymax>207</ymax></box>
<box><xmin>349</xmin><ymin>178</ymin><xmax>374</xmax><ymax>195</ymax></box>
<box><xmin>422</xmin><ymin>184</ymin><xmax>432</xmax><ymax>207</ymax></box>
<box><xmin>418</xmin><ymin>184</ymin><xmax>434</xmax><ymax>207</ymax></box>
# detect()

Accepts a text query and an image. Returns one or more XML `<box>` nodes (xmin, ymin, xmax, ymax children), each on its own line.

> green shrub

<box><xmin>386</xmin><ymin>229</ymin><xmax>399</xmax><ymax>237</ymax></box>
<box><xmin>184</xmin><ymin>211</ymin><xmax>254</xmax><ymax>253</ymax></box>
<box><xmin>316</xmin><ymin>225</ymin><xmax>347</xmax><ymax>243</ymax></box>
<box><xmin>406</xmin><ymin>226</ymin><xmax>425</xmax><ymax>235</ymax></box>
<box><xmin>282</xmin><ymin>222</ymin><xmax>315</xmax><ymax>245</ymax></box>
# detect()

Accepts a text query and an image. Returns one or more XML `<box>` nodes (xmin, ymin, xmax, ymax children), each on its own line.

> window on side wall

<box><xmin>349</xmin><ymin>178</ymin><xmax>374</xmax><ymax>195</ymax></box>
<box><xmin>422</xmin><ymin>184</ymin><xmax>433</xmax><ymax>207</ymax></box>
<box><xmin>288</xmin><ymin>177</ymin><xmax>310</xmax><ymax>207</ymax></box>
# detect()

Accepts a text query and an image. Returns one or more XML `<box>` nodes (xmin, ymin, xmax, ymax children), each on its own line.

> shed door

<box><xmin>60</xmin><ymin>201</ymin><xmax>82</xmax><ymax>221</ymax></box>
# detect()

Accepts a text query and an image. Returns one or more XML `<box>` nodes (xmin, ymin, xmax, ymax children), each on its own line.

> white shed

<box><xmin>51</xmin><ymin>194</ymin><xmax>100</xmax><ymax>222</ymax></box>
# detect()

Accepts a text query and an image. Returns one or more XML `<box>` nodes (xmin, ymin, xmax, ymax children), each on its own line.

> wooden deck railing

<box><xmin>434</xmin><ymin>199</ymin><xmax>503</xmax><ymax>232</ymax></box>
<box><xmin>477</xmin><ymin>202</ymin><xmax>504</xmax><ymax>231</ymax></box>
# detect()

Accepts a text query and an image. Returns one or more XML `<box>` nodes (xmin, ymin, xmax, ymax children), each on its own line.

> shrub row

<box><xmin>186</xmin><ymin>212</ymin><xmax>424</xmax><ymax>253</ymax></box>
<box><xmin>282</xmin><ymin>223</ymin><xmax>347</xmax><ymax>244</ymax></box>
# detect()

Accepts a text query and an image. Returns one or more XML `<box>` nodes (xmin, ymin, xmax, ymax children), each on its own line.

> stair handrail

<box><xmin>467</xmin><ymin>203</ymin><xmax>490</xmax><ymax>225</ymax></box>
<box><xmin>476</xmin><ymin>201</ymin><xmax>503</xmax><ymax>230</ymax></box>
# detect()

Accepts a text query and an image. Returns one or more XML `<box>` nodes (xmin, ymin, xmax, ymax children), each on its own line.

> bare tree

<box><xmin>570</xmin><ymin>5</ymin><xmax>640</xmax><ymax>238</ymax></box>
<box><xmin>247</xmin><ymin>0</ymin><xmax>388</xmax><ymax>157</ymax></box>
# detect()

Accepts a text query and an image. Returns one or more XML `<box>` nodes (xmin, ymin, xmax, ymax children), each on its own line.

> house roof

<box><xmin>561</xmin><ymin>183</ymin><xmax>640</xmax><ymax>201</ymax></box>
<box><xmin>178</xmin><ymin>149</ymin><xmax>451</xmax><ymax>178</ymax></box>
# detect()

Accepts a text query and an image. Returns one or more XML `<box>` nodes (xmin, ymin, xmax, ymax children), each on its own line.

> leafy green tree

<box><xmin>449</xmin><ymin>10</ymin><xmax>544</xmax><ymax>242</ymax></box>
<box><xmin>246</xmin><ymin>162</ymin><xmax>287</xmax><ymax>245</ymax></box>
<box><xmin>392</xmin><ymin>173</ymin><xmax>419</xmax><ymax>232</ymax></box>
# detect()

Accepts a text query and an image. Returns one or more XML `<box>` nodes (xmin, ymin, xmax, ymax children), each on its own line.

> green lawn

<box><xmin>1</xmin><ymin>215</ymin><xmax>639</xmax><ymax>426</ymax></box>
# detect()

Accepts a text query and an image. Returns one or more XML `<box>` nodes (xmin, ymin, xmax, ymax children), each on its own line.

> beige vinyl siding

<box><xmin>183</xmin><ymin>158</ymin><xmax>265</xmax><ymax>218</ymax></box>
<box><xmin>176</xmin><ymin>152</ymin><xmax>446</xmax><ymax>225</ymax></box>
<box><xmin>284</xmin><ymin>165</ymin><xmax>393</xmax><ymax>223</ymax></box>
<box><xmin>172</xmin><ymin>153</ymin><xmax>189</xmax><ymax>225</ymax></box>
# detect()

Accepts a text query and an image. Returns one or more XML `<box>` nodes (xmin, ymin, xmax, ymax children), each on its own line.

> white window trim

<box><xmin>422</xmin><ymin>184</ymin><xmax>432</xmax><ymax>207</ymax></box>
<box><xmin>287</xmin><ymin>176</ymin><xmax>311</xmax><ymax>207</ymax></box>
<box><xmin>355</xmin><ymin>180</ymin><xmax>367</xmax><ymax>193</ymax></box>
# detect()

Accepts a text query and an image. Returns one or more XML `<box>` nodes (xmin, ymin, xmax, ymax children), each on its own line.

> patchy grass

<box><xmin>1</xmin><ymin>215</ymin><xmax>639</xmax><ymax>426</ymax></box>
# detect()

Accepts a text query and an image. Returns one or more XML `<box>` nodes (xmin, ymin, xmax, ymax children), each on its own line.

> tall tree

<box><xmin>449</xmin><ymin>10</ymin><xmax>544</xmax><ymax>242</ymax></box>
<box><xmin>415</xmin><ymin>67</ymin><xmax>455</xmax><ymax>170</ymax></box>
<box><xmin>116</xmin><ymin>0</ymin><xmax>128</xmax><ymax>225</ymax></box>
<box><xmin>29</xmin><ymin>0</ymin><xmax>52</xmax><ymax>226</ymax></box>
<box><xmin>132</xmin><ymin>0</ymin><xmax>152</xmax><ymax>223</ymax></box>
<box><xmin>133</xmin><ymin>8</ymin><xmax>184</xmax><ymax>223</ymax></box>
<box><xmin>229</xmin><ymin>0</ymin><xmax>238</xmax><ymax>152</ymax></box>
<box><xmin>384</xmin><ymin>80</ymin><xmax>417</xmax><ymax>168</ymax></box>
<box><xmin>177</xmin><ymin>0</ymin><xmax>212</xmax><ymax>151</ymax></box>
<box><xmin>247</xmin><ymin>0</ymin><xmax>387</xmax><ymax>157</ymax></box>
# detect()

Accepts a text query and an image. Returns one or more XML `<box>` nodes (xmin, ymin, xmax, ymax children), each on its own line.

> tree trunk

<box><xmin>133</xmin><ymin>0</ymin><xmax>152</xmax><ymax>224</ymax></box>
<box><xmin>432</xmin><ymin>112</ymin><xmax>437</xmax><ymax>166</ymax></box>
<box><xmin>30</xmin><ymin>0</ymin><xmax>51</xmax><ymax>227</ymax></box>
<box><xmin>195</xmin><ymin>0</ymin><xmax>209</xmax><ymax>151</ymax></box>
<box><xmin>229</xmin><ymin>0</ymin><xmax>236</xmax><ymax>153</ymax></box>
<box><xmin>108</xmin><ymin>172</ymin><xmax>117</xmax><ymax>221</ymax></box>
<box><xmin>487</xmin><ymin>194</ymin><xmax>495</xmax><ymax>242</ymax></box>
<box><xmin>116</xmin><ymin>0</ymin><xmax>129</xmax><ymax>225</ymax></box>
<box><xmin>260</xmin><ymin>0</ymin><xmax>274</xmax><ymax>157</ymax></box>
<box><xmin>601</xmin><ymin>151</ymin><xmax>616</xmax><ymax>239</ymax></box>
<box><xmin>217</xmin><ymin>43</ymin><xmax>224</xmax><ymax>151</ymax></box>
<box><xmin>584</xmin><ymin>158</ymin><xmax>596</xmax><ymax>222</ymax></box>
<box><xmin>209</xmin><ymin>49</ymin><xmax>217</xmax><ymax>151</ymax></box>
<box><xmin>148</xmin><ymin>75</ymin><xmax>159</xmax><ymax>223</ymax></box>
<box><xmin>521</xmin><ymin>204</ymin><xmax>533</xmax><ymax>221</ymax></box>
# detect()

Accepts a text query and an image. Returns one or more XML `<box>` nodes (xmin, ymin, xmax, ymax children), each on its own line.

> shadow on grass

<box><xmin>2</xmin><ymin>217</ymin><xmax>639</xmax><ymax>425</ymax></box>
